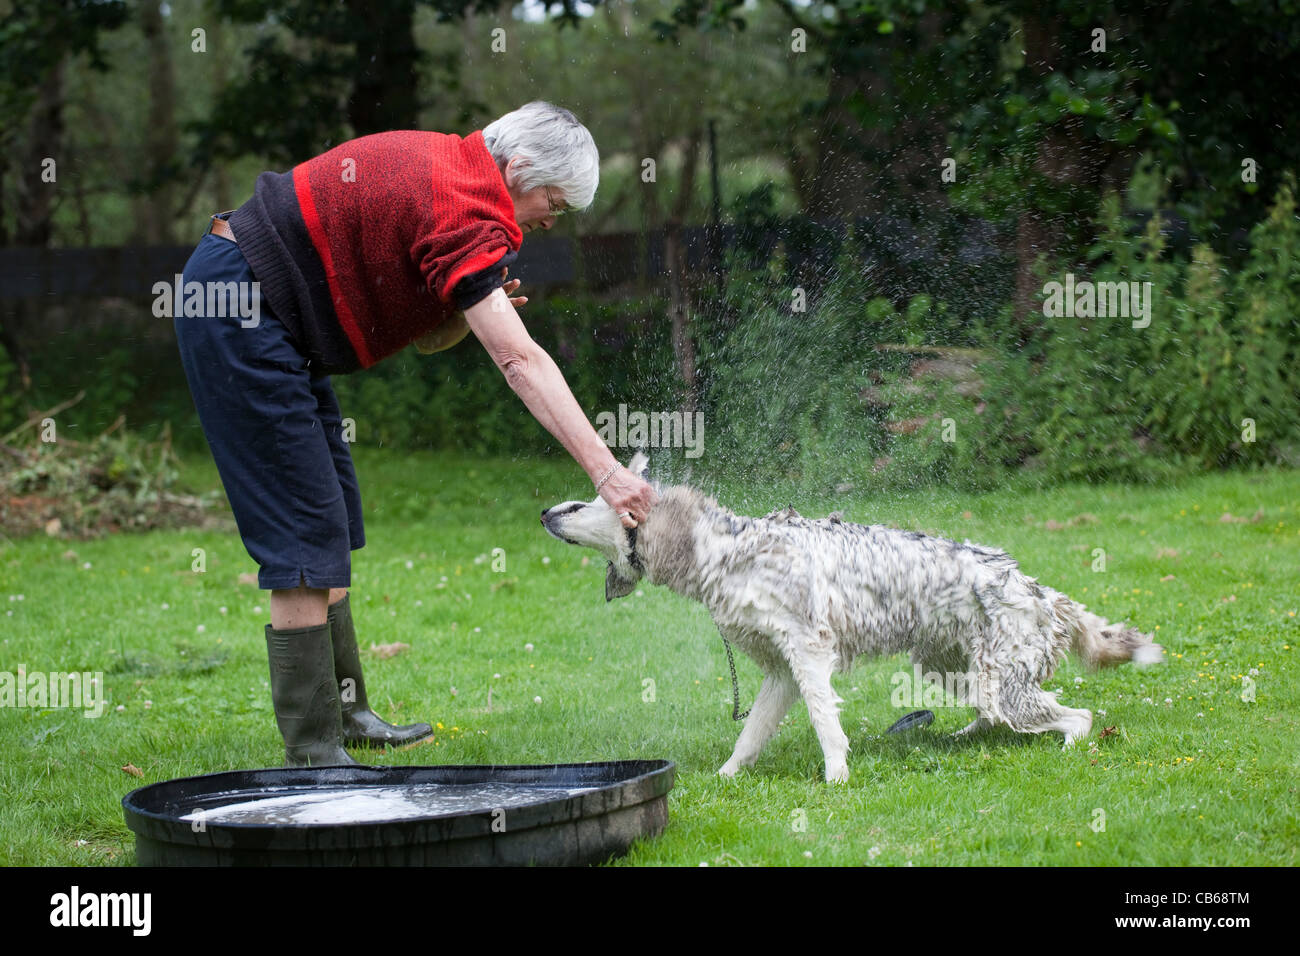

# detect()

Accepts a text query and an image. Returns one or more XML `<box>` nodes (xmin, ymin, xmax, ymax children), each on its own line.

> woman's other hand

<box><xmin>502</xmin><ymin>267</ymin><xmax>526</xmax><ymax>308</ymax></box>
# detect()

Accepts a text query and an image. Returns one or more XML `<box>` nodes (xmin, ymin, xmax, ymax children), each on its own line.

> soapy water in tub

<box><xmin>180</xmin><ymin>783</ymin><xmax>600</xmax><ymax>826</ymax></box>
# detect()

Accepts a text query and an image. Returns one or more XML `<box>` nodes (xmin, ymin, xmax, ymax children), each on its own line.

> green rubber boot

<box><xmin>264</xmin><ymin>622</ymin><xmax>359</xmax><ymax>767</ymax></box>
<box><xmin>328</xmin><ymin>594</ymin><xmax>434</xmax><ymax>748</ymax></box>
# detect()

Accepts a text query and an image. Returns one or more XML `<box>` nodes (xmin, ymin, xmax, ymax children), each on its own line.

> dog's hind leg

<box><xmin>996</xmin><ymin>673</ymin><xmax>1092</xmax><ymax>749</ymax></box>
<box><xmin>909</xmin><ymin>643</ymin><xmax>990</xmax><ymax>740</ymax></box>
<box><xmin>718</xmin><ymin>671</ymin><xmax>799</xmax><ymax>778</ymax></box>
<box><xmin>953</xmin><ymin>716</ymin><xmax>993</xmax><ymax>739</ymax></box>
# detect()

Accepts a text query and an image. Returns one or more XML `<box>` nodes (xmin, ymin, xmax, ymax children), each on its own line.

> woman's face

<box><xmin>503</xmin><ymin>156</ymin><xmax>565</xmax><ymax>234</ymax></box>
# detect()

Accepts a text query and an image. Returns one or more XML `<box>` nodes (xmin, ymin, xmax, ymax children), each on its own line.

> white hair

<box><xmin>482</xmin><ymin>101</ymin><xmax>600</xmax><ymax>212</ymax></box>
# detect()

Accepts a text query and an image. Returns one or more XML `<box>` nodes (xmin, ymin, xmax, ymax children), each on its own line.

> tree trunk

<box><xmin>5</xmin><ymin>59</ymin><xmax>62</xmax><ymax>393</ymax></box>
<box><xmin>1013</xmin><ymin>14</ymin><xmax>1116</xmax><ymax>333</ymax></box>
<box><xmin>14</xmin><ymin>61</ymin><xmax>63</xmax><ymax>247</ymax></box>
<box><xmin>346</xmin><ymin>0</ymin><xmax>420</xmax><ymax>135</ymax></box>
<box><xmin>665</xmin><ymin>127</ymin><xmax>703</xmax><ymax>415</ymax></box>
<box><xmin>0</xmin><ymin>149</ymin><xmax>8</xmax><ymax>247</ymax></box>
<box><xmin>136</xmin><ymin>0</ymin><xmax>177</xmax><ymax>244</ymax></box>
<box><xmin>664</xmin><ymin>224</ymin><xmax>697</xmax><ymax>415</ymax></box>
<box><xmin>804</xmin><ymin>63</ymin><xmax>877</xmax><ymax>222</ymax></box>
<box><xmin>212</xmin><ymin>17</ymin><xmax>232</xmax><ymax>212</ymax></box>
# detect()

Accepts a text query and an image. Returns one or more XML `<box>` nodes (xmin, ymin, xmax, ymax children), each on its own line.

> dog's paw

<box><xmin>1062</xmin><ymin>711</ymin><xmax>1092</xmax><ymax>749</ymax></box>
<box><xmin>953</xmin><ymin>716</ymin><xmax>992</xmax><ymax>739</ymax></box>
<box><xmin>824</xmin><ymin>762</ymin><xmax>849</xmax><ymax>784</ymax></box>
<box><xmin>718</xmin><ymin>761</ymin><xmax>740</xmax><ymax>778</ymax></box>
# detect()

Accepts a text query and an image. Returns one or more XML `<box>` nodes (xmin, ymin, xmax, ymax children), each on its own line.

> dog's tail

<box><xmin>1047</xmin><ymin>590</ymin><xmax>1165</xmax><ymax>668</ymax></box>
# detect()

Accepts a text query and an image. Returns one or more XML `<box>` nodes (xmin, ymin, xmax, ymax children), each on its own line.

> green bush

<box><xmin>694</xmin><ymin>175</ymin><xmax>1300</xmax><ymax>492</ymax></box>
<box><xmin>1003</xmin><ymin>177</ymin><xmax>1300</xmax><ymax>481</ymax></box>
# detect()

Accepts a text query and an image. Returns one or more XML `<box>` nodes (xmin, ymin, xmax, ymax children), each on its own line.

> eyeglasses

<box><xmin>544</xmin><ymin>186</ymin><xmax>570</xmax><ymax>217</ymax></box>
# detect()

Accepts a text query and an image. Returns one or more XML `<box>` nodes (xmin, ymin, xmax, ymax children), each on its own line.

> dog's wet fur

<box><xmin>542</xmin><ymin>453</ymin><xmax>1164</xmax><ymax>783</ymax></box>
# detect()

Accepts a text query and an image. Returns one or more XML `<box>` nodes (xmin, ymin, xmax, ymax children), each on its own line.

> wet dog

<box><xmin>542</xmin><ymin>453</ymin><xmax>1163</xmax><ymax>782</ymax></box>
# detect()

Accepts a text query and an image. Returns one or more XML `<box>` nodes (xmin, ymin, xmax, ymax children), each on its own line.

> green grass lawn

<box><xmin>1</xmin><ymin>448</ymin><xmax>1297</xmax><ymax>865</ymax></box>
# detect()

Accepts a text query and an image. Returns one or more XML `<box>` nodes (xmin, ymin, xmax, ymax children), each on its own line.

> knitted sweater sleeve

<box><xmin>412</xmin><ymin>138</ymin><xmax>522</xmax><ymax>306</ymax></box>
<box><xmin>451</xmin><ymin>249</ymin><xmax>520</xmax><ymax>311</ymax></box>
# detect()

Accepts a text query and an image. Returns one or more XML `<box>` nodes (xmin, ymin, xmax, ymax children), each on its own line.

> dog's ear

<box><xmin>627</xmin><ymin>450</ymin><xmax>650</xmax><ymax>483</ymax></box>
<box><xmin>605</xmin><ymin>562</ymin><xmax>636</xmax><ymax>601</ymax></box>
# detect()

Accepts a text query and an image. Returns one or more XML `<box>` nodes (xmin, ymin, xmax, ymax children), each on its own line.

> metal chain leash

<box><xmin>720</xmin><ymin>630</ymin><xmax>751</xmax><ymax>721</ymax></box>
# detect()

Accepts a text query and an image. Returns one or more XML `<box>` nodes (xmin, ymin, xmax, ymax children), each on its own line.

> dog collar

<box><xmin>627</xmin><ymin>526</ymin><xmax>643</xmax><ymax>573</ymax></box>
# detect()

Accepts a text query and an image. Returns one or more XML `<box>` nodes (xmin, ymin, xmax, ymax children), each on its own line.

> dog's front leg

<box><xmin>784</xmin><ymin>641</ymin><xmax>851</xmax><ymax>783</ymax></box>
<box><xmin>718</xmin><ymin>672</ymin><xmax>798</xmax><ymax>778</ymax></box>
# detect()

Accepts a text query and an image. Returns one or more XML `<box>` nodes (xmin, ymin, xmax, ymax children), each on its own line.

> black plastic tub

<box><xmin>122</xmin><ymin>760</ymin><xmax>674</xmax><ymax>866</ymax></box>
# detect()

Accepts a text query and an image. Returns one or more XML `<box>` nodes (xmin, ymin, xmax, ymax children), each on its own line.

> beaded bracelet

<box><xmin>593</xmin><ymin>463</ymin><xmax>618</xmax><ymax>491</ymax></box>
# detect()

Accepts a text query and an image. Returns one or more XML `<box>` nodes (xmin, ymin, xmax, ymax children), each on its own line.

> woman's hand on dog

<box><xmin>600</xmin><ymin>466</ymin><xmax>657</xmax><ymax>528</ymax></box>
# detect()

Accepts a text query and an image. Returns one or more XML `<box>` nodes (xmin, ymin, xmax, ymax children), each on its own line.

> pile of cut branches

<box><xmin>0</xmin><ymin>394</ymin><xmax>228</xmax><ymax>539</ymax></box>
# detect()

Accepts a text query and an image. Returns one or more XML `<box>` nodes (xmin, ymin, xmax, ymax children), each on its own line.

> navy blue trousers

<box><xmin>174</xmin><ymin>228</ymin><xmax>365</xmax><ymax>590</ymax></box>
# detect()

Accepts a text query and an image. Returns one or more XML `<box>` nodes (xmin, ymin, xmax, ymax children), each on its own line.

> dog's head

<box><xmin>541</xmin><ymin>452</ymin><xmax>651</xmax><ymax>601</ymax></box>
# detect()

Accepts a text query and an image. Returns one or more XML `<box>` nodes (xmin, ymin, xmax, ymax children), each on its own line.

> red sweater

<box><xmin>229</xmin><ymin>130</ymin><xmax>523</xmax><ymax>373</ymax></box>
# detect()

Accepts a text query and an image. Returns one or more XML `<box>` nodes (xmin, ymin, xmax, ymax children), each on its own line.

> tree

<box><xmin>0</xmin><ymin>0</ymin><xmax>127</xmax><ymax>392</ymax></box>
<box><xmin>192</xmin><ymin>0</ymin><xmax>577</xmax><ymax>164</ymax></box>
<box><xmin>0</xmin><ymin>0</ymin><xmax>128</xmax><ymax>246</ymax></box>
<box><xmin>657</xmin><ymin>0</ymin><xmax>1300</xmax><ymax>329</ymax></box>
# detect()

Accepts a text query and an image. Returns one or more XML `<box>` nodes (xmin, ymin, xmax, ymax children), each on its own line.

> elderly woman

<box><xmin>175</xmin><ymin>102</ymin><xmax>656</xmax><ymax>767</ymax></box>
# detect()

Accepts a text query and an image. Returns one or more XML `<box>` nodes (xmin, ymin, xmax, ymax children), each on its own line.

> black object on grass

<box><xmin>123</xmin><ymin>760</ymin><xmax>674</xmax><ymax>866</ymax></box>
<box><xmin>886</xmin><ymin>710</ymin><xmax>935</xmax><ymax>734</ymax></box>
